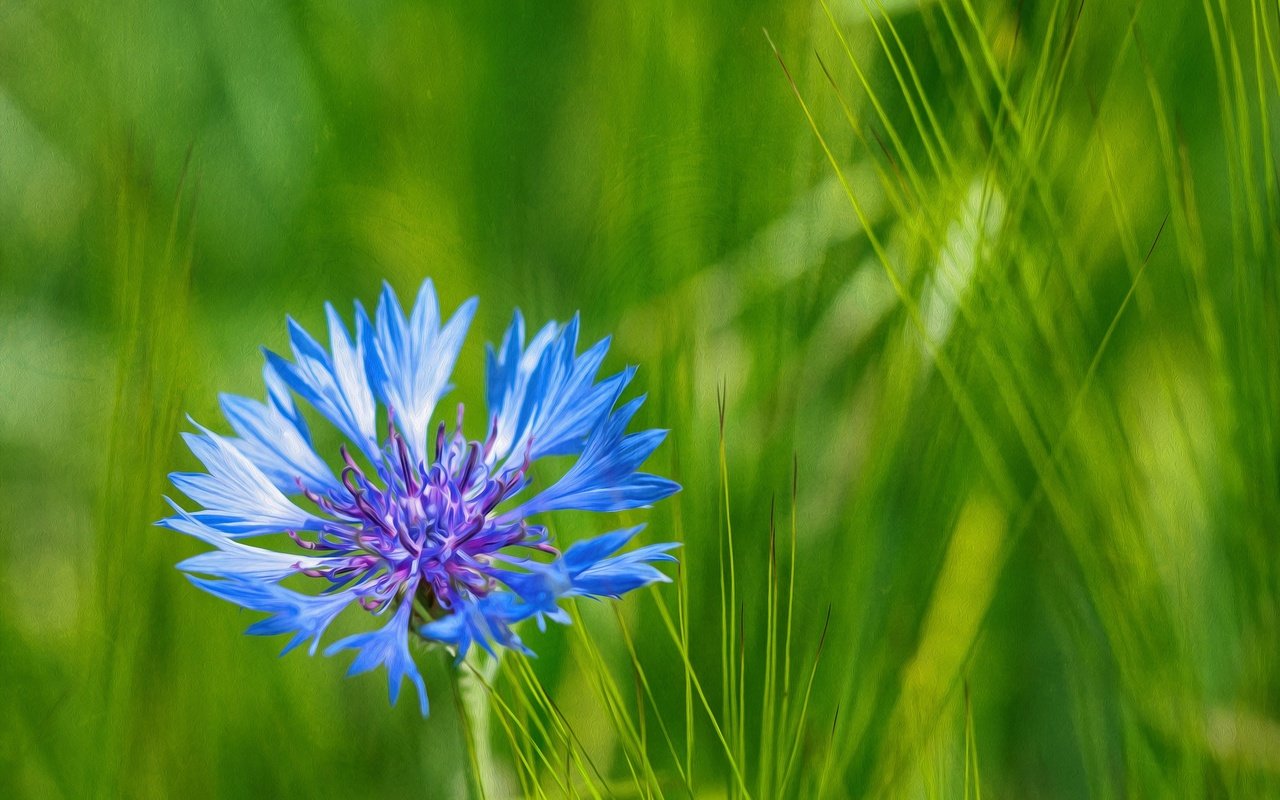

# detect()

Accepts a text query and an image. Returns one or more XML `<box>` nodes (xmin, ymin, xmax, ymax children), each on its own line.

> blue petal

<box><xmin>265</xmin><ymin>307</ymin><xmax>379</xmax><ymax>459</ymax></box>
<box><xmin>187</xmin><ymin>574</ymin><xmax>354</xmax><ymax>655</ymax></box>
<box><xmin>324</xmin><ymin>600</ymin><xmax>429</xmax><ymax>716</ymax></box>
<box><xmin>363</xmin><ymin>280</ymin><xmax>478</xmax><ymax>465</ymax></box>
<box><xmin>160</xmin><ymin>503</ymin><xmax>332</xmax><ymax>582</ymax></box>
<box><xmin>562</xmin><ymin>525</ymin><xmax>648</xmax><ymax>569</ymax></box>
<box><xmin>485</xmin><ymin>311</ymin><xmax>632</xmax><ymax>468</ymax></box>
<box><xmin>510</xmin><ymin>526</ymin><xmax>677</xmax><ymax>603</ymax></box>
<box><xmin>504</xmin><ymin>394</ymin><xmax>681</xmax><ymax>517</ymax></box>
<box><xmin>566</xmin><ymin>538</ymin><xmax>679</xmax><ymax>599</ymax></box>
<box><xmin>419</xmin><ymin>593</ymin><xmax>536</xmax><ymax>662</ymax></box>
<box><xmin>263</xmin><ymin>361</ymin><xmax>310</xmax><ymax>438</ymax></box>
<box><xmin>491</xmin><ymin>562</ymin><xmax>574</xmax><ymax>629</ymax></box>
<box><xmin>219</xmin><ymin>389</ymin><xmax>340</xmax><ymax>496</ymax></box>
<box><xmin>170</xmin><ymin>424</ymin><xmax>326</xmax><ymax>537</ymax></box>
<box><xmin>479</xmin><ymin>526</ymin><xmax>675</xmax><ymax>639</ymax></box>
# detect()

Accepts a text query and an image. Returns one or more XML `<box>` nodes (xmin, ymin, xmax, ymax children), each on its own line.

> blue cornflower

<box><xmin>161</xmin><ymin>280</ymin><xmax>680</xmax><ymax>715</ymax></box>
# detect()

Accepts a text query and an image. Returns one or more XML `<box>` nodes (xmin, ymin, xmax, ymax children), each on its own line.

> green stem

<box><xmin>457</xmin><ymin>650</ymin><xmax>503</xmax><ymax>799</ymax></box>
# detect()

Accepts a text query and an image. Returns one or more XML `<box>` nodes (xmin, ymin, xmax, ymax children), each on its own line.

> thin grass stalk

<box><xmin>858</xmin><ymin>0</ymin><xmax>959</xmax><ymax>177</ymax></box>
<box><xmin>757</xmin><ymin>497</ymin><xmax>779</xmax><ymax>797</ymax></box>
<box><xmin>565</xmin><ymin>607</ymin><xmax>663</xmax><ymax>797</ymax></box>
<box><xmin>506</xmin><ymin>655</ymin><xmax>609</xmax><ymax>798</ymax></box>
<box><xmin>649</xmin><ymin>588</ymin><xmax>753</xmax><ymax>798</ymax></box>
<box><xmin>496</xmin><ymin>659</ymin><xmax>578</xmax><ymax>797</ymax></box>
<box><xmin>714</xmin><ymin>380</ymin><xmax>744</xmax><ymax>788</ymax></box>
<box><xmin>778</xmin><ymin>456</ymin><xmax>799</xmax><ymax>789</ymax></box>
<box><xmin>815</xmin><ymin>0</ymin><xmax>940</xmax><ymax>210</ymax></box>
<box><xmin>610</xmin><ymin>607</ymin><xmax>692</xmax><ymax>794</ymax></box>
<box><xmin>814</xmin><ymin>704</ymin><xmax>840</xmax><ymax>800</ymax></box>
<box><xmin>777</xmin><ymin>605</ymin><xmax>832</xmax><ymax>796</ymax></box>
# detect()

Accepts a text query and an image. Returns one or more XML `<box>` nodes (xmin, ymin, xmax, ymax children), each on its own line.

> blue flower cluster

<box><xmin>162</xmin><ymin>281</ymin><xmax>679</xmax><ymax>715</ymax></box>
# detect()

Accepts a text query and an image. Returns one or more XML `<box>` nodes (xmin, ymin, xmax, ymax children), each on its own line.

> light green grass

<box><xmin>1</xmin><ymin>1</ymin><xmax>1278</xmax><ymax>798</ymax></box>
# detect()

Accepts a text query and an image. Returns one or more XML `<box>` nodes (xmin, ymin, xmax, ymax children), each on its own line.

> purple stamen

<box><xmin>283</xmin><ymin>402</ymin><xmax>540</xmax><ymax>623</ymax></box>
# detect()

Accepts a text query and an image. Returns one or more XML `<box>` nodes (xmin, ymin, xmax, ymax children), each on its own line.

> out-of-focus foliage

<box><xmin>2</xmin><ymin>1</ymin><xmax>1279</xmax><ymax>797</ymax></box>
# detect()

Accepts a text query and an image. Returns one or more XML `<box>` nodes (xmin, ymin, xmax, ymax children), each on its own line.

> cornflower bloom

<box><xmin>161</xmin><ymin>280</ymin><xmax>680</xmax><ymax>715</ymax></box>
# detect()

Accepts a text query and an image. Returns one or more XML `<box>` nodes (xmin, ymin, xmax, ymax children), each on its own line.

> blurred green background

<box><xmin>3</xmin><ymin>0</ymin><xmax>1280</xmax><ymax>797</ymax></box>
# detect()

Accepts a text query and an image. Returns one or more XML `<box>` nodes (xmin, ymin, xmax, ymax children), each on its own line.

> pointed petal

<box><xmin>265</xmin><ymin>310</ymin><xmax>378</xmax><ymax>459</ymax></box>
<box><xmin>160</xmin><ymin>503</ymin><xmax>332</xmax><ymax>582</ymax></box>
<box><xmin>219</xmin><ymin>391</ymin><xmax>340</xmax><ymax>495</ymax></box>
<box><xmin>324</xmin><ymin>601</ymin><xmax>429</xmax><ymax>716</ymax></box>
<box><xmin>556</xmin><ymin>526</ymin><xmax>677</xmax><ymax>600</ymax></box>
<box><xmin>170</xmin><ymin>423</ymin><xmax>326</xmax><ymax>536</ymax></box>
<box><xmin>562</xmin><ymin>525</ymin><xmax>645</xmax><ymax>568</ymax></box>
<box><xmin>504</xmin><ymin>395</ymin><xmax>681</xmax><ymax>517</ymax></box>
<box><xmin>263</xmin><ymin>361</ymin><xmax>309</xmax><ymax>438</ymax></box>
<box><xmin>485</xmin><ymin>311</ymin><xmax>627</xmax><ymax>468</ymax></box>
<box><xmin>188</xmin><ymin>575</ymin><xmax>354</xmax><ymax>655</ymax></box>
<box><xmin>418</xmin><ymin>593</ymin><xmax>535</xmax><ymax>662</ymax></box>
<box><xmin>366</xmin><ymin>280</ymin><xmax>478</xmax><ymax>465</ymax></box>
<box><xmin>326</xmin><ymin>302</ymin><xmax>379</xmax><ymax>448</ymax></box>
<box><xmin>567</xmin><ymin>540</ymin><xmax>679</xmax><ymax>598</ymax></box>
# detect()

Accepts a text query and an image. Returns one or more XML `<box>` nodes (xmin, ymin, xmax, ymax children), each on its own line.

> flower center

<box><xmin>294</xmin><ymin>407</ymin><xmax>543</xmax><ymax>615</ymax></box>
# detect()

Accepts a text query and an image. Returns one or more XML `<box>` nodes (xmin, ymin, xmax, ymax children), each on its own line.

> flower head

<box><xmin>162</xmin><ymin>280</ymin><xmax>680</xmax><ymax>715</ymax></box>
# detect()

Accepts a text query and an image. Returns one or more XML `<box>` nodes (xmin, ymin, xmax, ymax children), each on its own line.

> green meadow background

<box><xmin>3</xmin><ymin>1</ymin><xmax>1280</xmax><ymax>797</ymax></box>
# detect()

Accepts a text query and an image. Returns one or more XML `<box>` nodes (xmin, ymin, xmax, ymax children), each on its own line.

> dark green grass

<box><xmin>1</xmin><ymin>1</ymin><xmax>1278</xmax><ymax>797</ymax></box>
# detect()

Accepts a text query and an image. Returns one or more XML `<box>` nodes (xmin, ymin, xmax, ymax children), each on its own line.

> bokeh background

<box><xmin>3</xmin><ymin>1</ymin><xmax>1280</xmax><ymax>797</ymax></box>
